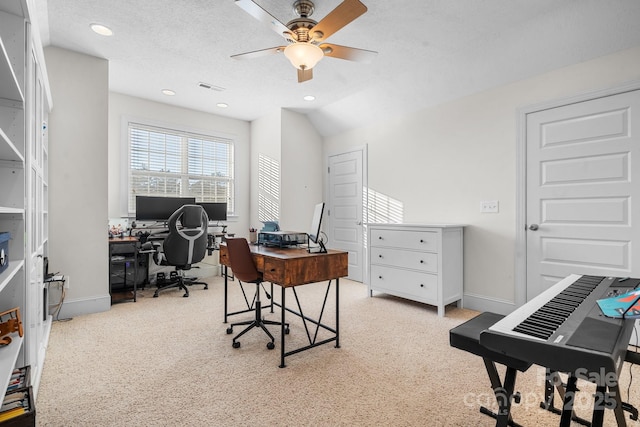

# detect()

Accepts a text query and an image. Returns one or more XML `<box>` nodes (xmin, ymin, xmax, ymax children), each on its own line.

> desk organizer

<box><xmin>258</xmin><ymin>231</ymin><xmax>307</xmax><ymax>248</ymax></box>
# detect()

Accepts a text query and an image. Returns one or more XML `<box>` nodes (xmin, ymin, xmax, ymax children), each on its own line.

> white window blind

<box><xmin>128</xmin><ymin>122</ymin><xmax>234</xmax><ymax>214</ymax></box>
<box><xmin>258</xmin><ymin>153</ymin><xmax>280</xmax><ymax>222</ymax></box>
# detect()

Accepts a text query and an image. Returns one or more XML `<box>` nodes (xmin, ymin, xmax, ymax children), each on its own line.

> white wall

<box><xmin>249</xmin><ymin>109</ymin><xmax>323</xmax><ymax>233</ymax></box>
<box><xmin>45</xmin><ymin>46</ymin><xmax>109</xmax><ymax>316</ymax></box>
<box><xmin>280</xmin><ymin>109</ymin><xmax>323</xmax><ymax>232</ymax></box>
<box><xmin>108</xmin><ymin>92</ymin><xmax>252</xmax><ymax>239</ymax></box>
<box><xmin>250</xmin><ymin>109</ymin><xmax>281</xmax><ymax>232</ymax></box>
<box><xmin>324</xmin><ymin>46</ymin><xmax>640</xmax><ymax>313</ymax></box>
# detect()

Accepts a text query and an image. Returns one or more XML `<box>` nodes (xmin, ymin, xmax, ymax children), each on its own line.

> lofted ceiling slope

<box><xmin>36</xmin><ymin>0</ymin><xmax>640</xmax><ymax>136</ymax></box>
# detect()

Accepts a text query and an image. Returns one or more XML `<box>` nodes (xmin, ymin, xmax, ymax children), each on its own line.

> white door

<box><xmin>26</xmin><ymin>49</ymin><xmax>49</xmax><ymax>393</ymax></box>
<box><xmin>328</xmin><ymin>149</ymin><xmax>364</xmax><ymax>282</ymax></box>
<box><xmin>526</xmin><ymin>89</ymin><xmax>640</xmax><ymax>299</ymax></box>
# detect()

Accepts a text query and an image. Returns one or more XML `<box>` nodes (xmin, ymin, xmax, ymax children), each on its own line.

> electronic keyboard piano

<box><xmin>480</xmin><ymin>274</ymin><xmax>640</xmax><ymax>426</ymax></box>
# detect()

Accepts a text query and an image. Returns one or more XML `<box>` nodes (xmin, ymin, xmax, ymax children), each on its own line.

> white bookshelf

<box><xmin>0</xmin><ymin>0</ymin><xmax>52</xmax><ymax>399</ymax></box>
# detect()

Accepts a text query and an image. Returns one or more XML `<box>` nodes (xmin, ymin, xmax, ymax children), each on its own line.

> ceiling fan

<box><xmin>232</xmin><ymin>0</ymin><xmax>377</xmax><ymax>83</ymax></box>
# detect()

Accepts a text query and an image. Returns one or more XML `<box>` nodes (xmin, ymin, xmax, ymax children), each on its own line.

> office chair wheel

<box><xmin>226</xmin><ymin>327</ymin><xmax>233</xmax><ymax>334</ymax></box>
<box><xmin>233</xmin><ymin>341</ymin><xmax>240</xmax><ymax>349</ymax></box>
<box><xmin>267</xmin><ymin>341</ymin><xmax>275</xmax><ymax>350</ymax></box>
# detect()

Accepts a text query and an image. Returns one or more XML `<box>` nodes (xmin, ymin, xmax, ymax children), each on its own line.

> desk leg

<box><xmin>280</xmin><ymin>285</ymin><xmax>286</xmax><ymax>368</ymax></box>
<box><xmin>270</xmin><ymin>283</ymin><xmax>274</xmax><ymax>313</ymax></box>
<box><xmin>133</xmin><ymin>248</ymin><xmax>138</xmax><ymax>302</ymax></box>
<box><xmin>335</xmin><ymin>278</ymin><xmax>340</xmax><ymax>349</ymax></box>
<box><xmin>224</xmin><ymin>265</ymin><xmax>228</xmax><ymax>323</ymax></box>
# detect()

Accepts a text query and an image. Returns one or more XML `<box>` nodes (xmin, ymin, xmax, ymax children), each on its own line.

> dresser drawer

<box><xmin>370</xmin><ymin>265</ymin><xmax>438</xmax><ymax>301</ymax></box>
<box><xmin>370</xmin><ymin>247</ymin><xmax>438</xmax><ymax>273</ymax></box>
<box><xmin>369</xmin><ymin>228</ymin><xmax>437</xmax><ymax>251</ymax></box>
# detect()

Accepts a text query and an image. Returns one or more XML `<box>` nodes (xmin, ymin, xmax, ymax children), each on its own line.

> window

<box><xmin>258</xmin><ymin>153</ymin><xmax>280</xmax><ymax>222</ymax></box>
<box><xmin>127</xmin><ymin>122</ymin><xmax>234</xmax><ymax>215</ymax></box>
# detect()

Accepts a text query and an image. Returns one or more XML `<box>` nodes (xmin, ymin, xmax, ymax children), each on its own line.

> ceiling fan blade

<box><xmin>297</xmin><ymin>67</ymin><xmax>313</xmax><ymax>83</ymax></box>
<box><xmin>234</xmin><ymin>0</ymin><xmax>292</xmax><ymax>39</ymax></box>
<box><xmin>319</xmin><ymin>43</ymin><xmax>377</xmax><ymax>63</ymax></box>
<box><xmin>231</xmin><ymin>46</ymin><xmax>286</xmax><ymax>60</ymax></box>
<box><xmin>310</xmin><ymin>0</ymin><xmax>367</xmax><ymax>42</ymax></box>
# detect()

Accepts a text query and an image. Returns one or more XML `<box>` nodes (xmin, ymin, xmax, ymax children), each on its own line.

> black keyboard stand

<box><xmin>540</xmin><ymin>370</ymin><xmax>591</xmax><ymax>426</ymax></box>
<box><xmin>479</xmin><ymin>359</ymin><xmax>523</xmax><ymax>427</ymax></box>
<box><xmin>450</xmin><ymin>312</ymin><xmax>532</xmax><ymax>427</ymax></box>
<box><xmin>541</xmin><ymin>368</ymin><xmax>639</xmax><ymax>427</ymax></box>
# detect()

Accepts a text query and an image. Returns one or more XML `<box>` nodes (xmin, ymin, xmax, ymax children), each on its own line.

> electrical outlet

<box><xmin>480</xmin><ymin>200</ymin><xmax>499</xmax><ymax>213</ymax></box>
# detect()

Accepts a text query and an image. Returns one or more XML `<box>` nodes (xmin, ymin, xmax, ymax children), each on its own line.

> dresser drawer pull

<box><xmin>420</xmin><ymin>284</ymin><xmax>424</xmax><ymax>287</ymax></box>
<box><xmin>378</xmin><ymin>254</ymin><xmax>383</xmax><ymax>258</ymax></box>
<box><xmin>378</xmin><ymin>236</ymin><xmax>383</xmax><ymax>240</ymax></box>
<box><xmin>420</xmin><ymin>239</ymin><xmax>424</xmax><ymax>243</ymax></box>
<box><xmin>419</xmin><ymin>260</ymin><xmax>424</xmax><ymax>264</ymax></box>
<box><xmin>378</xmin><ymin>275</ymin><xmax>383</xmax><ymax>279</ymax></box>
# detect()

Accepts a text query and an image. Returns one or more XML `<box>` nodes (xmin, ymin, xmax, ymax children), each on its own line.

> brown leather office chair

<box><xmin>225</xmin><ymin>237</ymin><xmax>288</xmax><ymax>349</ymax></box>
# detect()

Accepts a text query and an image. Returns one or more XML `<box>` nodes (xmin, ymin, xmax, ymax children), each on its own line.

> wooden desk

<box><xmin>219</xmin><ymin>244</ymin><xmax>348</xmax><ymax>367</ymax></box>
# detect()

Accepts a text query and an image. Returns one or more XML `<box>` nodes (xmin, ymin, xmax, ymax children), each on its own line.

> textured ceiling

<box><xmin>37</xmin><ymin>0</ymin><xmax>640</xmax><ymax>136</ymax></box>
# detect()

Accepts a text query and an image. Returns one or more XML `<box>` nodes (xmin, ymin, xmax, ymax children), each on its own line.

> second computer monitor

<box><xmin>198</xmin><ymin>202</ymin><xmax>227</xmax><ymax>222</ymax></box>
<box><xmin>135</xmin><ymin>196</ymin><xmax>196</xmax><ymax>221</ymax></box>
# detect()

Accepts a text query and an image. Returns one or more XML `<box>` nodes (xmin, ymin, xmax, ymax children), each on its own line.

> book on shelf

<box><xmin>597</xmin><ymin>288</ymin><xmax>640</xmax><ymax>318</ymax></box>
<box><xmin>0</xmin><ymin>407</ymin><xmax>25</xmax><ymax>422</ymax></box>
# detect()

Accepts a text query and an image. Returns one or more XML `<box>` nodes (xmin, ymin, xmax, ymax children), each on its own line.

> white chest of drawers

<box><xmin>367</xmin><ymin>223</ymin><xmax>464</xmax><ymax>317</ymax></box>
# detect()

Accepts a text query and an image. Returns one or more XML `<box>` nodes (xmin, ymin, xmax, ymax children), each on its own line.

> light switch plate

<box><xmin>480</xmin><ymin>200</ymin><xmax>499</xmax><ymax>213</ymax></box>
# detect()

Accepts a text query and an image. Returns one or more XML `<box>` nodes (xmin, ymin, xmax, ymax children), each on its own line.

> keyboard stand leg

<box><xmin>481</xmin><ymin>358</ymin><xmax>522</xmax><ymax>427</ymax></box>
<box><xmin>540</xmin><ymin>370</ymin><xmax>590</xmax><ymax>426</ymax></box>
<box><xmin>591</xmin><ymin>384</ymin><xmax>606</xmax><ymax>427</ymax></box>
<box><xmin>608</xmin><ymin>382</ymin><xmax>628</xmax><ymax>427</ymax></box>
<box><xmin>560</xmin><ymin>375</ymin><xmax>579</xmax><ymax>427</ymax></box>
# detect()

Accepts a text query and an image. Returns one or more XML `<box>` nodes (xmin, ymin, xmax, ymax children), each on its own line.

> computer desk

<box><xmin>219</xmin><ymin>244</ymin><xmax>348</xmax><ymax>367</ymax></box>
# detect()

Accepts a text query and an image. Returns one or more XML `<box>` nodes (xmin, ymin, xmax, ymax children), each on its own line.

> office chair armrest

<box><xmin>140</xmin><ymin>241</ymin><xmax>155</xmax><ymax>252</ymax></box>
<box><xmin>140</xmin><ymin>241</ymin><xmax>164</xmax><ymax>265</ymax></box>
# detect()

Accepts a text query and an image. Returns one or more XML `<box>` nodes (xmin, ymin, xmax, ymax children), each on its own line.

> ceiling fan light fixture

<box><xmin>284</xmin><ymin>42</ymin><xmax>323</xmax><ymax>70</ymax></box>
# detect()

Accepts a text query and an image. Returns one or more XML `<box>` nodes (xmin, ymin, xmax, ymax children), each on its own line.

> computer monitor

<box><xmin>135</xmin><ymin>196</ymin><xmax>196</xmax><ymax>221</ymax></box>
<box><xmin>197</xmin><ymin>202</ymin><xmax>227</xmax><ymax>222</ymax></box>
<box><xmin>307</xmin><ymin>202</ymin><xmax>326</xmax><ymax>253</ymax></box>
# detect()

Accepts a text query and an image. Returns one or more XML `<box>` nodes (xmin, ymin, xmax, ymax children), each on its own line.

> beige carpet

<box><xmin>35</xmin><ymin>276</ymin><xmax>640</xmax><ymax>426</ymax></box>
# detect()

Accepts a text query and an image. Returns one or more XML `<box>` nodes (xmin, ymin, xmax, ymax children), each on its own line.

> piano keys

<box><xmin>479</xmin><ymin>274</ymin><xmax>640</xmax><ymax>427</ymax></box>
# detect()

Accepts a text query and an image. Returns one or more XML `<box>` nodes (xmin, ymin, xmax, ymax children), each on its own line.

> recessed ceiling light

<box><xmin>216</xmin><ymin>103</ymin><xmax>228</xmax><ymax>108</ymax></box>
<box><xmin>90</xmin><ymin>23</ymin><xmax>113</xmax><ymax>36</ymax></box>
<box><xmin>303</xmin><ymin>95</ymin><xmax>315</xmax><ymax>101</ymax></box>
<box><xmin>161</xmin><ymin>89</ymin><xmax>176</xmax><ymax>96</ymax></box>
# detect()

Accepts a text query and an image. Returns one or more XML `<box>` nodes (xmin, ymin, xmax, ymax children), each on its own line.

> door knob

<box><xmin>528</xmin><ymin>224</ymin><xmax>539</xmax><ymax>231</ymax></box>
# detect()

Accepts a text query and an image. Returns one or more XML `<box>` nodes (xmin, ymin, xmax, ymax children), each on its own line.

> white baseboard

<box><xmin>55</xmin><ymin>294</ymin><xmax>111</xmax><ymax>320</ymax></box>
<box><xmin>462</xmin><ymin>292</ymin><xmax>517</xmax><ymax>316</ymax></box>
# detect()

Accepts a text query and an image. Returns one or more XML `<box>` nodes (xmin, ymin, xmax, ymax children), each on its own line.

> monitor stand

<box><xmin>307</xmin><ymin>239</ymin><xmax>327</xmax><ymax>254</ymax></box>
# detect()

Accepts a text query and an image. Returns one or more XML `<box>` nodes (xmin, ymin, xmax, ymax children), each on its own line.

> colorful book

<box><xmin>0</xmin><ymin>407</ymin><xmax>25</xmax><ymax>421</ymax></box>
<box><xmin>597</xmin><ymin>288</ymin><xmax>640</xmax><ymax>318</ymax></box>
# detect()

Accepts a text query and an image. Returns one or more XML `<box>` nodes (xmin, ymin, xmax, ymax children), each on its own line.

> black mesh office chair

<box><xmin>150</xmin><ymin>204</ymin><xmax>209</xmax><ymax>298</ymax></box>
<box><xmin>225</xmin><ymin>237</ymin><xmax>288</xmax><ymax>349</ymax></box>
